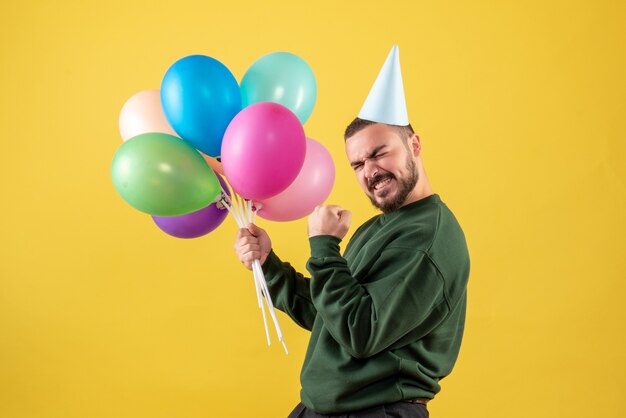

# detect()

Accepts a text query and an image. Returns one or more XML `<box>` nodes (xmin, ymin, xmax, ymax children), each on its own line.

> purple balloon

<box><xmin>152</xmin><ymin>175</ymin><xmax>230</xmax><ymax>238</ymax></box>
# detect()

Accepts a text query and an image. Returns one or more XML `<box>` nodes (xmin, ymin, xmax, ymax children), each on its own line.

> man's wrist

<box><xmin>309</xmin><ymin>235</ymin><xmax>342</xmax><ymax>258</ymax></box>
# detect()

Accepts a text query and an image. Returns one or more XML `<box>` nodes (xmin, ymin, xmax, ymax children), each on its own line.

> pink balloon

<box><xmin>221</xmin><ymin>102</ymin><xmax>306</xmax><ymax>200</ymax></box>
<box><xmin>119</xmin><ymin>90</ymin><xmax>177</xmax><ymax>141</ymax></box>
<box><xmin>257</xmin><ymin>138</ymin><xmax>335</xmax><ymax>221</ymax></box>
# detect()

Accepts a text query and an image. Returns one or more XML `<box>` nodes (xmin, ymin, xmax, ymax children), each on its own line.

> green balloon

<box><xmin>111</xmin><ymin>133</ymin><xmax>220</xmax><ymax>216</ymax></box>
<box><xmin>240</xmin><ymin>52</ymin><xmax>317</xmax><ymax>124</ymax></box>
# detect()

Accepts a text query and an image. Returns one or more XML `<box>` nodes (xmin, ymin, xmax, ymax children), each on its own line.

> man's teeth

<box><xmin>374</xmin><ymin>178</ymin><xmax>391</xmax><ymax>190</ymax></box>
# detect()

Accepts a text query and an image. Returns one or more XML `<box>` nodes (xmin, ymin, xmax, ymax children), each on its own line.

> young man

<box><xmin>234</xmin><ymin>46</ymin><xmax>470</xmax><ymax>418</ymax></box>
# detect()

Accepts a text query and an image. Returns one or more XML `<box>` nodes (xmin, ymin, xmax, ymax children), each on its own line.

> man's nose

<box><xmin>363</xmin><ymin>159</ymin><xmax>378</xmax><ymax>180</ymax></box>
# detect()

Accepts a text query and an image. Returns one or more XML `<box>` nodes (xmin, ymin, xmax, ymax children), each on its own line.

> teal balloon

<box><xmin>240</xmin><ymin>52</ymin><xmax>317</xmax><ymax>124</ymax></box>
<box><xmin>111</xmin><ymin>133</ymin><xmax>220</xmax><ymax>216</ymax></box>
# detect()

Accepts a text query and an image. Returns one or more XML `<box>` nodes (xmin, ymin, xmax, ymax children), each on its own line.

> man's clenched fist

<box><xmin>308</xmin><ymin>205</ymin><xmax>352</xmax><ymax>239</ymax></box>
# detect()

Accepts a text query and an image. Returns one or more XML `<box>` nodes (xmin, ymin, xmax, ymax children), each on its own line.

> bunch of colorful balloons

<box><xmin>111</xmin><ymin>52</ymin><xmax>334</xmax><ymax>239</ymax></box>
<box><xmin>111</xmin><ymin>52</ymin><xmax>334</xmax><ymax>352</ymax></box>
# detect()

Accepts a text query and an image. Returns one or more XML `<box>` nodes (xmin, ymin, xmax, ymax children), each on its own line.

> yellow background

<box><xmin>1</xmin><ymin>1</ymin><xmax>625</xmax><ymax>417</ymax></box>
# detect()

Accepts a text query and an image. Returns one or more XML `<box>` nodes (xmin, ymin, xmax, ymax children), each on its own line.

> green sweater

<box><xmin>262</xmin><ymin>194</ymin><xmax>470</xmax><ymax>414</ymax></box>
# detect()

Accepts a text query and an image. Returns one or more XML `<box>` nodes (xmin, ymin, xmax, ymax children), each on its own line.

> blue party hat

<box><xmin>358</xmin><ymin>45</ymin><xmax>409</xmax><ymax>126</ymax></box>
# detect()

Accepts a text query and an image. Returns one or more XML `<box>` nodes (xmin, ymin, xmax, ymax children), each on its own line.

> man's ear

<box><xmin>408</xmin><ymin>134</ymin><xmax>421</xmax><ymax>157</ymax></box>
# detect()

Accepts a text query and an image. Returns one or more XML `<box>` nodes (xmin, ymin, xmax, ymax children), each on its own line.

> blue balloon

<box><xmin>161</xmin><ymin>55</ymin><xmax>241</xmax><ymax>157</ymax></box>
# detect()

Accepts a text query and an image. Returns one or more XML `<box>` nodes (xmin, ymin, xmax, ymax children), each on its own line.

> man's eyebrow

<box><xmin>350</xmin><ymin>145</ymin><xmax>388</xmax><ymax>167</ymax></box>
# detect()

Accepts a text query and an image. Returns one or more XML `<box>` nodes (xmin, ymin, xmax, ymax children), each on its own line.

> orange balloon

<box><xmin>201</xmin><ymin>153</ymin><xmax>224</xmax><ymax>176</ymax></box>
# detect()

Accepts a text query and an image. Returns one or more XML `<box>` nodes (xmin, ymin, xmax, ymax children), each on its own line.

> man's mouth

<box><xmin>369</xmin><ymin>175</ymin><xmax>393</xmax><ymax>193</ymax></box>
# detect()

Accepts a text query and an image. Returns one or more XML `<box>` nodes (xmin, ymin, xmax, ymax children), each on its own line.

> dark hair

<box><xmin>344</xmin><ymin>118</ymin><xmax>414</xmax><ymax>141</ymax></box>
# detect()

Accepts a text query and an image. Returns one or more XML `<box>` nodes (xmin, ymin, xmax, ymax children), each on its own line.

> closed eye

<box><xmin>350</xmin><ymin>145</ymin><xmax>389</xmax><ymax>171</ymax></box>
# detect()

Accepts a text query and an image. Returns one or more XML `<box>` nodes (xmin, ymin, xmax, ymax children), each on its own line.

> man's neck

<box><xmin>401</xmin><ymin>162</ymin><xmax>433</xmax><ymax>207</ymax></box>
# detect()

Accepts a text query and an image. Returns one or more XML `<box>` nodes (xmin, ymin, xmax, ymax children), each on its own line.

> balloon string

<box><xmin>236</xmin><ymin>193</ymin><xmax>245</xmax><ymax>224</ymax></box>
<box><xmin>220</xmin><ymin>195</ymin><xmax>285</xmax><ymax>353</ymax></box>
<box><xmin>252</xmin><ymin>259</ymin><xmax>288</xmax><ymax>354</ymax></box>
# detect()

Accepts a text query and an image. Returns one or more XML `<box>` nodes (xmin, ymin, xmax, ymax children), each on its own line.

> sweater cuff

<box><xmin>309</xmin><ymin>235</ymin><xmax>342</xmax><ymax>258</ymax></box>
<box><xmin>261</xmin><ymin>250</ymin><xmax>282</xmax><ymax>283</ymax></box>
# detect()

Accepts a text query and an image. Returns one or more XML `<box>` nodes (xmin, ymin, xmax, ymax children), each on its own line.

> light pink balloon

<box><xmin>257</xmin><ymin>138</ymin><xmax>335</xmax><ymax>221</ymax></box>
<box><xmin>119</xmin><ymin>90</ymin><xmax>177</xmax><ymax>141</ymax></box>
<box><xmin>221</xmin><ymin>102</ymin><xmax>306</xmax><ymax>200</ymax></box>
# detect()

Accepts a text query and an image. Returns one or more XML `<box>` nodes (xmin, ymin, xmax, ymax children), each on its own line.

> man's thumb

<box><xmin>247</xmin><ymin>223</ymin><xmax>261</xmax><ymax>237</ymax></box>
<box><xmin>340</xmin><ymin>210</ymin><xmax>352</xmax><ymax>225</ymax></box>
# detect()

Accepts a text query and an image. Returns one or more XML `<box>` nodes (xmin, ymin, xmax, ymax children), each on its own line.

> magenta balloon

<box><xmin>257</xmin><ymin>138</ymin><xmax>335</xmax><ymax>221</ymax></box>
<box><xmin>221</xmin><ymin>102</ymin><xmax>306</xmax><ymax>200</ymax></box>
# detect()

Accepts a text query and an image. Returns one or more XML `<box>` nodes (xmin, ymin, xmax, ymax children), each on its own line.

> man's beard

<box><xmin>367</xmin><ymin>157</ymin><xmax>418</xmax><ymax>214</ymax></box>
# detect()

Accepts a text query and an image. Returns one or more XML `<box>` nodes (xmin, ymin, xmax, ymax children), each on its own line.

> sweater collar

<box><xmin>379</xmin><ymin>193</ymin><xmax>440</xmax><ymax>223</ymax></box>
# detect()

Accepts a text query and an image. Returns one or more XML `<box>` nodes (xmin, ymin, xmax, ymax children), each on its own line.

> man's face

<box><xmin>345</xmin><ymin>124</ymin><xmax>419</xmax><ymax>213</ymax></box>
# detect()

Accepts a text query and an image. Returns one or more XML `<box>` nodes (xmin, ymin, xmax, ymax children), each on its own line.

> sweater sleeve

<box><xmin>261</xmin><ymin>250</ymin><xmax>317</xmax><ymax>331</ymax></box>
<box><xmin>306</xmin><ymin>235</ymin><xmax>449</xmax><ymax>359</ymax></box>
